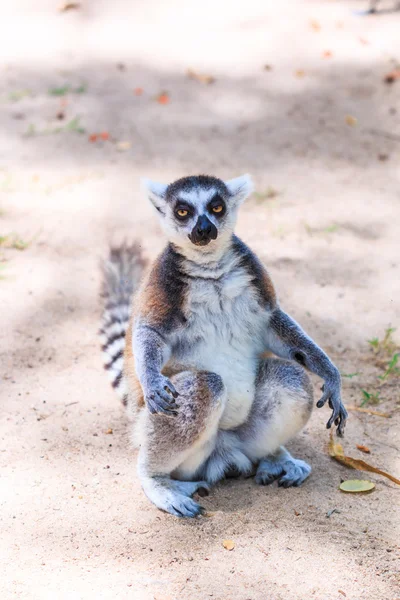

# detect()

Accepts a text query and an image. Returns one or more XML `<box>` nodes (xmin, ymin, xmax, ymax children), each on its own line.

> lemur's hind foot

<box><xmin>140</xmin><ymin>477</ymin><xmax>210</xmax><ymax>518</ymax></box>
<box><xmin>255</xmin><ymin>447</ymin><xmax>311</xmax><ymax>488</ymax></box>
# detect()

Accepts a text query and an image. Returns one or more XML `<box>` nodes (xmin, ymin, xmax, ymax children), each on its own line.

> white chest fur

<box><xmin>170</xmin><ymin>261</ymin><xmax>270</xmax><ymax>429</ymax></box>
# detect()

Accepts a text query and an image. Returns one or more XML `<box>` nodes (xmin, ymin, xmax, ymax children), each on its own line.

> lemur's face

<box><xmin>142</xmin><ymin>174</ymin><xmax>253</xmax><ymax>252</ymax></box>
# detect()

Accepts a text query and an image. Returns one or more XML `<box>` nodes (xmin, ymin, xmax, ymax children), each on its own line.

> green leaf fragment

<box><xmin>339</xmin><ymin>480</ymin><xmax>375</xmax><ymax>493</ymax></box>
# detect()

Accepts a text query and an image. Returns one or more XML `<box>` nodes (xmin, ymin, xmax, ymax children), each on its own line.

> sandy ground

<box><xmin>1</xmin><ymin>1</ymin><xmax>400</xmax><ymax>598</ymax></box>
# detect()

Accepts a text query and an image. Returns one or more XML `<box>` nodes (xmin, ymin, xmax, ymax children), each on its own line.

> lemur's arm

<box><xmin>133</xmin><ymin>323</ymin><xmax>178</xmax><ymax>416</ymax></box>
<box><xmin>266</xmin><ymin>307</ymin><xmax>348</xmax><ymax>435</ymax></box>
<box><xmin>132</xmin><ymin>244</ymin><xmax>186</xmax><ymax>417</ymax></box>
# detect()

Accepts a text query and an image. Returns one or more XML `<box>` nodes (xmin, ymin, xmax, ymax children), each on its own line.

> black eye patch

<box><xmin>174</xmin><ymin>202</ymin><xmax>194</xmax><ymax>221</ymax></box>
<box><xmin>207</xmin><ymin>194</ymin><xmax>226</xmax><ymax>218</ymax></box>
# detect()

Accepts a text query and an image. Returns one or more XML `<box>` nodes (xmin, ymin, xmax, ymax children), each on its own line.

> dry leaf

<box><xmin>105</xmin><ymin>428</ymin><xmax>113</xmax><ymax>435</ymax></box>
<box><xmin>133</xmin><ymin>87</ymin><xmax>143</xmax><ymax>96</ymax></box>
<box><xmin>100</xmin><ymin>132</ymin><xmax>110</xmax><ymax>141</ymax></box>
<box><xmin>345</xmin><ymin>115</ymin><xmax>357</xmax><ymax>126</ymax></box>
<box><xmin>310</xmin><ymin>19</ymin><xmax>321</xmax><ymax>32</ymax></box>
<box><xmin>187</xmin><ymin>69</ymin><xmax>215</xmax><ymax>85</ymax></box>
<box><xmin>295</xmin><ymin>70</ymin><xmax>305</xmax><ymax>78</ymax></box>
<box><xmin>329</xmin><ymin>433</ymin><xmax>400</xmax><ymax>485</ymax></box>
<box><xmin>346</xmin><ymin>406</ymin><xmax>391</xmax><ymax>418</ymax></box>
<box><xmin>338</xmin><ymin>590</ymin><xmax>347</xmax><ymax>597</ymax></box>
<box><xmin>222</xmin><ymin>539</ymin><xmax>235</xmax><ymax>551</ymax></box>
<box><xmin>339</xmin><ymin>480</ymin><xmax>375</xmax><ymax>493</ymax></box>
<box><xmin>356</xmin><ymin>444</ymin><xmax>371</xmax><ymax>454</ymax></box>
<box><xmin>59</xmin><ymin>2</ymin><xmax>81</xmax><ymax>11</ymax></box>
<box><xmin>116</xmin><ymin>141</ymin><xmax>132</xmax><ymax>152</ymax></box>
<box><xmin>89</xmin><ymin>134</ymin><xmax>98</xmax><ymax>143</ymax></box>
<box><xmin>384</xmin><ymin>69</ymin><xmax>400</xmax><ymax>84</ymax></box>
<box><xmin>323</xmin><ymin>50</ymin><xmax>333</xmax><ymax>59</ymax></box>
<box><xmin>156</xmin><ymin>92</ymin><xmax>170</xmax><ymax>105</ymax></box>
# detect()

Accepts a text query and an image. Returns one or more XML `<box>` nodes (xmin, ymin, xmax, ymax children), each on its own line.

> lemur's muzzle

<box><xmin>189</xmin><ymin>215</ymin><xmax>218</xmax><ymax>246</ymax></box>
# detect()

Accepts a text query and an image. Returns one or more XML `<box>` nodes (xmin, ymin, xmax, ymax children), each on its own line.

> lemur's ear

<box><xmin>225</xmin><ymin>174</ymin><xmax>254</xmax><ymax>206</ymax></box>
<box><xmin>141</xmin><ymin>178</ymin><xmax>168</xmax><ymax>213</ymax></box>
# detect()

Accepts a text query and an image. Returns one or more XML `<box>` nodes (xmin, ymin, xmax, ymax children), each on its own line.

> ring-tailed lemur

<box><xmin>100</xmin><ymin>174</ymin><xmax>347</xmax><ymax>518</ymax></box>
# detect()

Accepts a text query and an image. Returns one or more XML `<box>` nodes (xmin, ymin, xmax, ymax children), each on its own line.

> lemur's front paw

<box><xmin>144</xmin><ymin>376</ymin><xmax>179</xmax><ymax>417</ymax></box>
<box><xmin>316</xmin><ymin>374</ymin><xmax>348</xmax><ymax>436</ymax></box>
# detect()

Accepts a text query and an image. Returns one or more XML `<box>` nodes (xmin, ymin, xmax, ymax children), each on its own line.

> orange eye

<box><xmin>212</xmin><ymin>205</ymin><xmax>223</xmax><ymax>213</ymax></box>
<box><xmin>177</xmin><ymin>209</ymin><xmax>188</xmax><ymax>217</ymax></box>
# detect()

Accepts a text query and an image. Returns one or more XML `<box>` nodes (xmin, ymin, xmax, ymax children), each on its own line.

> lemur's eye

<box><xmin>176</xmin><ymin>208</ymin><xmax>189</xmax><ymax>219</ymax></box>
<box><xmin>212</xmin><ymin>205</ymin><xmax>223</xmax><ymax>214</ymax></box>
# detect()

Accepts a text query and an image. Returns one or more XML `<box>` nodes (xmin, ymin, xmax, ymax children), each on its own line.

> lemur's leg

<box><xmin>202</xmin><ymin>358</ymin><xmax>313</xmax><ymax>486</ymax></box>
<box><xmin>137</xmin><ymin>370</ymin><xmax>227</xmax><ymax>517</ymax></box>
<box><xmin>245</xmin><ymin>358</ymin><xmax>313</xmax><ymax>487</ymax></box>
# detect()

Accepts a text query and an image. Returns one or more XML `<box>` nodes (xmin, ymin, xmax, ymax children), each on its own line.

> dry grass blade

<box><xmin>346</xmin><ymin>406</ymin><xmax>391</xmax><ymax>418</ymax></box>
<box><xmin>59</xmin><ymin>2</ymin><xmax>81</xmax><ymax>11</ymax></box>
<box><xmin>329</xmin><ymin>433</ymin><xmax>400</xmax><ymax>485</ymax></box>
<box><xmin>186</xmin><ymin>69</ymin><xmax>215</xmax><ymax>84</ymax></box>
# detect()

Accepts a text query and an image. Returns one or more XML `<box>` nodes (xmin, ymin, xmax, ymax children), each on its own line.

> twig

<box><xmin>346</xmin><ymin>406</ymin><xmax>391</xmax><ymax>418</ymax></box>
<box><xmin>365</xmin><ymin>128</ymin><xmax>400</xmax><ymax>142</ymax></box>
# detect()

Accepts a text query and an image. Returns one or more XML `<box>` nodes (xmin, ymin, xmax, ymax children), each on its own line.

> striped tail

<box><xmin>99</xmin><ymin>243</ymin><xmax>146</xmax><ymax>405</ymax></box>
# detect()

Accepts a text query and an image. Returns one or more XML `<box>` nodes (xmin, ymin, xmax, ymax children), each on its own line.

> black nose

<box><xmin>189</xmin><ymin>215</ymin><xmax>218</xmax><ymax>246</ymax></box>
<box><xmin>196</xmin><ymin>215</ymin><xmax>212</xmax><ymax>238</ymax></box>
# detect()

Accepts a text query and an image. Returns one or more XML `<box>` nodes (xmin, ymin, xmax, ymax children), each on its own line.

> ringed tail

<box><xmin>99</xmin><ymin>243</ymin><xmax>146</xmax><ymax>405</ymax></box>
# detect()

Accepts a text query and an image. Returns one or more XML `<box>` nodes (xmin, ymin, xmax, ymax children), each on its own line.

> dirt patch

<box><xmin>1</xmin><ymin>1</ymin><xmax>399</xmax><ymax>599</ymax></box>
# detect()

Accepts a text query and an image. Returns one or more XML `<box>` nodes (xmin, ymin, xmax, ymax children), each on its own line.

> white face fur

<box><xmin>142</xmin><ymin>174</ymin><xmax>253</xmax><ymax>256</ymax></box>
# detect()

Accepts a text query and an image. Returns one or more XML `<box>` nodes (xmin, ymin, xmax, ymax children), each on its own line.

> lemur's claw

<box><xmin>145</xmin><ymin>376</ymin><xmax>180</xmax><ymax>417</ymax></box>
<box><xmin>165</xmin><ymin>385</ymin><xmax>179</xmax><ymax>399</ymax></box>
<box><xmin>317</xmin><ymin>377</ymin><xmax>348</xmax><ymax>435</ymax></box>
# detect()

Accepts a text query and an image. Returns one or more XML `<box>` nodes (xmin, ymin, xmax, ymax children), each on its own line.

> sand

<box><xmin>1</xmin><ymin>1</ymin><xmax>399</xmax><ymax>598</ymax></box>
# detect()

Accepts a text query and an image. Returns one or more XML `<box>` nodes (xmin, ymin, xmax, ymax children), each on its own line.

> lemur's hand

<box><xmin>144</xmin><ymin>375</ymin><xmax>179</xmax><ymax>417</ymax></box>
<box><xmin>316</xmin><ymin>372</ymin><xmax>348</xmax><ymax>436</ymax></box>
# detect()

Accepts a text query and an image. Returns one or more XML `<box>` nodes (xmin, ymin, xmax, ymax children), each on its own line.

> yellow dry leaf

<box><xmin>345</xmin><ymin>115</ymin><xmax>357</xmax><ymax>126</ymax></box>
<box><xmin>310</xmin><ymin>19</ymin><xmax>321</xmax><ymax>32</ymax></box>
<box><xmin>329</xmin><ymin>432</ymin><xmax>400</xmax><ymax>485</ymax></box>
<box><xmin>328</xmin><ymin>433</ymin><xmax>344</xmax><ymax>457</ymax></box>
<box><xmin>186</xmin><ymin>69</ymin><xmax>215</xmax><ymax>84</ymax></box>
<box><xmin>223</xmin><ymin>539</ymin><xmax>235</xmax><ymax>551</ymax></box>
<box><xmin>356</xmin><ymin>444</ymin><xmax>371</xmax><ymax>454</ymax></box>
<box><xmin>105</xmin><ymin>428</ymin><xmax>113</xmax><ymax>435</ymax></box>
<box><xmin>339</xmin><ymin>480</ymin><xmax>375</xmax><ymax>493</ymax></box>
<box><xmin>295</xmin><ymin>70</ymin><xmax>305</xmax><ymax>78</ymax></box>
<box><xmin>116</xmin><ymin>141</ymin><xmax>132</xmax><ymax>152</ymax></box>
